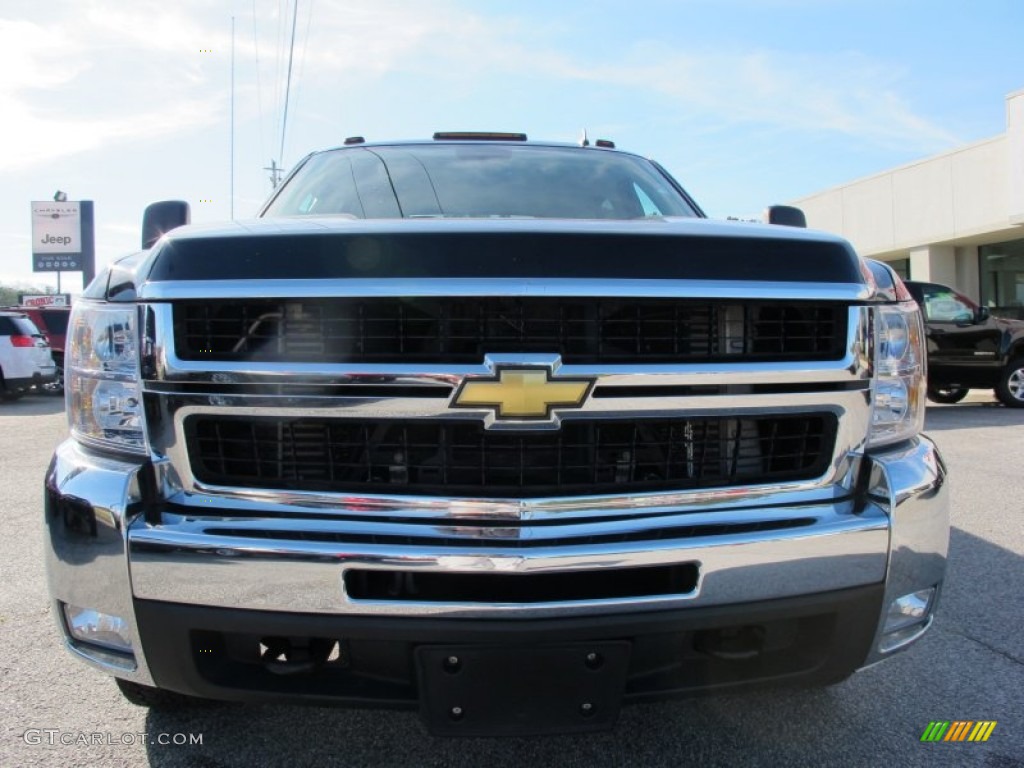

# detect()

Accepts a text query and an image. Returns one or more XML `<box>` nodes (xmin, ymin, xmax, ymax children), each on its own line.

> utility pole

<box><xmin>264</xmin><ymin>159</ymin><xmax>284</xmax><ymax>189</ymax></box>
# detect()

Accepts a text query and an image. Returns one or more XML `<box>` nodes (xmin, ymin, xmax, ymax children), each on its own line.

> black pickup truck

<box><xmin>905</xmin><ymin>280</ymin><xmax>1024</xmax><ymax>407</ymax></box>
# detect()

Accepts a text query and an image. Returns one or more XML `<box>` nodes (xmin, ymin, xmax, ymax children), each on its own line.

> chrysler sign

<box><xmin>31</xmin><ymin>200</ymin><xmax>95</xmax><ymax>278</ymax></box>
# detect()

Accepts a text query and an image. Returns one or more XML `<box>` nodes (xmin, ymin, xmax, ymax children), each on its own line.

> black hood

<box><xmin>92</xmin><ymin>217</ymin><xmax>866</xmax><ymax>301</ymax></box>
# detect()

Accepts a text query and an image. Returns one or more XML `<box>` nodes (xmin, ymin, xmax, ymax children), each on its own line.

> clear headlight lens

<box><xmin>66</xmin><ymin>302</ymin><xmax>147</xmax><ymax>454</ymax></box>
<box><xmin>870</xmin><ymin>301</ymin><xmax>926</xmax><ymax>447</ymax></box>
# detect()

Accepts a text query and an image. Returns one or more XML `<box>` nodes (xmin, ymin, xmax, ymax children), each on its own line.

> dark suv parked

<box><xmin>904</xmin><ymin>280</ymin><xmax>1024</xmax><ymax>407</ymax></box>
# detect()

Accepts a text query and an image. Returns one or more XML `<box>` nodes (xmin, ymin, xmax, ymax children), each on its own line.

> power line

<box><xmin>289</xmin><ymin>0</ymin><xmax>314</xmax><ymax>144</ymax></box>
<box><xmin>252</xmin><ymin>0</ymin><xmax>266</xmax><ymax>168</ymax></box>
<box><xmin>230</xmin><ymin>15</ymin><xmax>235</xmax><ymax>219</ymax></box>
<box><xmin>278</xmin><ymin>0</ymin><xmax>299</xmax><ymax>169</ymax></box>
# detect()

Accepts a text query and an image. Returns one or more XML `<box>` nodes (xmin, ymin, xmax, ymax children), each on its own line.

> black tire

<box><xmin>0</xmin><ymin>370</ymin><xmax>22</xmax><ymax>402</ymax></box>
<box><xmin>42</xmin><ymin>360</ymin><xmax>64</xmax><ymax>396</ymax></box>
<box><xmin>995</xmin><ymin>358</ymin><xmax>1024</xmax><ymax>408</ymax></box>
<box><xmin>115</xmin><ymin>678</ymin><xmax>210</xmax><ymax>710</ymax></box>
<box><xmin>926</xmin><ymin>384</ymin><xmax>970</xmax><ymax>404</ymax></box>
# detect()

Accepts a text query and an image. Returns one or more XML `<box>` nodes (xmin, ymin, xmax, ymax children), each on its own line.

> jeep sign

<box><xmin>32</xmin><ymin>202</ymin><xmax>81</xmax><ymax>253</ymax></box>
<box><xmin>31</xmin><ymin>200</ymin><xmax>95</xmax><ymax>281</ymax></box>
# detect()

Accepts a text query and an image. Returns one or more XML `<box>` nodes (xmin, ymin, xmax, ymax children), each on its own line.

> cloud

<box><xmin>269</xmin><ymin>2</ymin><xmax>960</xmax><ymax>153</ymax></box>
<box><xmin>1</xmin><ymin>0</ymin><xmax>959</xmax><ymax>174</ymax></box>
<box><xmin>0</xmin><ymin>7</ymin><xmax>223</xmax><ymax>171</ymax></box>
<box><xmin>432</xmin><ymin>39</ymin><xmax>962</xmax><ymax>152</ymax></box>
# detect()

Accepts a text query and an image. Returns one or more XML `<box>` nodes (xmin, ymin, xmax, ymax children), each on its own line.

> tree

<box><xmin>0</xmin><ymin>283</ymin><xmax>56</xmax><ymax>306</ymax></box>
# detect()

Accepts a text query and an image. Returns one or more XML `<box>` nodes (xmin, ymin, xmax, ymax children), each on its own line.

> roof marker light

<box><xmin>432</xmin><ymin>132</ymin><xmax>528</xmax><ymax>141</ymax></box>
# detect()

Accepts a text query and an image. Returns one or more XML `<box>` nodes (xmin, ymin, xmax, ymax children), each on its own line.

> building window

<box><xmin>980</xmin><ymin>239</ymin><xmax>1024</xmax><ymax>319</ymax></box>
<box><xmin>887</xmin><ymin>258</ymin><xmax>910</xmax><ymax>280</ymax></box>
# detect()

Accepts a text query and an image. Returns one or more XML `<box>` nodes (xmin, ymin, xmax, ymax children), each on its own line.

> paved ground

<box><xmin>1</xmin><ymin>391</ymin><xmax>1021</xmax><ymax>767</ymax></box>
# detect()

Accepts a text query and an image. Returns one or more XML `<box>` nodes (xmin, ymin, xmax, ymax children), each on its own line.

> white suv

<box><xmin>0</xmin><ymin>311</ymin><xmax>57</xmax><ymax>400</ymax></box>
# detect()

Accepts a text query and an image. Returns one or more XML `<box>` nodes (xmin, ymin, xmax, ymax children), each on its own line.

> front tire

<box><xmin>926</xmin><ymin>384</ymin><xmax>969</xmax><ymax>404</ymax></box>
<box><xmin>995</xmin><ymin>358</ymin><xmax>1024</xmax><ymax>408</ymax></box>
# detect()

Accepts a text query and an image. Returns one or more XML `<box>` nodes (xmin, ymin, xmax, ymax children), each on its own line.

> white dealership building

<box><xmin>792</xmin><ymin>88</ymin><xmax>1024</xmax><ymax>318</ymax></box>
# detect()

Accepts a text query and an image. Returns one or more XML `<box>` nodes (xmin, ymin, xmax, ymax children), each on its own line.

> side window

<box><xmin>922</xmin><ymin>289</ymin><xmax>975</xmax><ymax>323</ymax></box>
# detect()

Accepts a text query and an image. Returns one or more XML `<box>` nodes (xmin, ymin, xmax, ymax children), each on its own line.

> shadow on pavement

<box><xmin>925</xmin><ymin>402</ymin><xmax>1024</xmax><ymax>431</ymax></box>
<box><xmin>0</xmin><ymin>393</ymin><xmax>65</xmax><ymax>417</ymax></box>
<box><xmin>138</xmin><ymin>528</ymin><xmax>1024</xmax><ymax>768</ymax></box>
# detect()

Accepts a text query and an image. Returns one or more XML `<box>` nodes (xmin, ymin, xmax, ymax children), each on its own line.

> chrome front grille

<box><xmin>184</xmin><ymin>414</ymin><xmax>838</xmax><ymax>499</ymax></box>
<box><xmin>143</xmin><ymin>282</ymin><xmax>872</xmax><ymax>514</ymax></box>
<box><xmin>173</xmin><ymin>297</ymin><xmax>847</xmax><ymax>365</ymax></box>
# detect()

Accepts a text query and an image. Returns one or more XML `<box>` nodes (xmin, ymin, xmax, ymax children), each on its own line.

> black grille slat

<box><xmin>174</xmin><ymin>298</ymin><xmax>847</xmax><ymax>364</ymax></box>
<box><xmin>187</xmin><ymin>415</ymin><xmax>836</xmax><ymax>499</ymax></box>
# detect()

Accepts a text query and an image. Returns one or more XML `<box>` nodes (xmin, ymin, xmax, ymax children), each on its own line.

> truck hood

<box><xmin>93</xmin><ymin>217</ymin><xmax>866</xmax><ymax>301</ymax></box>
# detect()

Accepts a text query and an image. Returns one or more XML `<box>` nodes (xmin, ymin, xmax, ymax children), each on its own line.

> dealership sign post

<box><xmin>31</xmin><ymin>200</ymin><xmax>96</xmax><ymax>289</ymax></box>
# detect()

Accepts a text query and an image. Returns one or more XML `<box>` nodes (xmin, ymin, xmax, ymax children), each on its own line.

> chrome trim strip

<box><xmin>140</xmin><ymin>278</ymin><xmax>873</xmax><ymax>302</ymax></box>
<box><xmin>877</xmin><ymin>616</ymin><xmax>934</xmax><ymax>654</ymax></box>
<box><xmin>166</xmin><ymin>390</ymin><xmax>866</xmax><ymax>419</ymax></box>
<box><xmin>65</xmin><ymin>639</ymin><xmax>137</xmax><ymax>674</ymax></box>
<box><xmin>151</xmin><ymin>361</ymin><xmax>868</xmax><ymax>384</ymax></box>
<box><xmin>161</xmin><ymin>480</ymin><xmax>859</xmax><ymax>521</ymax></box>
<box><xmin>128</xmin><ymin>504</ymin><xmax>888</xmax><ymax>617</ymax></box>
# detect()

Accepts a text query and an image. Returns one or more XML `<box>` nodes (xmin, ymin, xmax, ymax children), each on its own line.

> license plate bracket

<box><xmin>416</xmin><ymin>641</ymin><xmax>631</xmax><ymax>736</ymax></box>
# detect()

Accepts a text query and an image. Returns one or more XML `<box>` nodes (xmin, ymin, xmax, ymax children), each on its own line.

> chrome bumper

<box><xmin>44</xmin><ymin>435</ymin><xmax>948</xmax><ymax>686</ymax></box>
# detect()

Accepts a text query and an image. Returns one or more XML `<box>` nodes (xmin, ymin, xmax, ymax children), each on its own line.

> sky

<box><xmin>1</xmin><ymin>0</ymin><xmax>1022</xmax><ymax>291</ymax></box>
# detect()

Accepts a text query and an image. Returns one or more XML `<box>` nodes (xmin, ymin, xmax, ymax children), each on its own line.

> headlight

<box><xmin>66</xmin><ymin>302</ymin><xmax>148</xmax><ymax>454</ymax></box>
<box><xmin>869</xmin><ymin>301</ymin><xmax>926</xmax><ymax>447</ymax></box>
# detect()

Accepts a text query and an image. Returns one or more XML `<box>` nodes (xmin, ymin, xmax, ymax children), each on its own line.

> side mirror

<box><xmin>142</xmin><ymin>201</ymin><xmax>191</xmax><ymax>249</ymax></box>
<box><xmin>976</xmin><ymin>306</ymin><xmax>991</xmax><ymax>324</ymax></box>
<box><xmin>764</xmin><ymin>205</ymin><xmax>807</xmax><ymax>228</ymax></box>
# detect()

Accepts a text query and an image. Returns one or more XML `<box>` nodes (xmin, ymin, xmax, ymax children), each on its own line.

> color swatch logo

<box><xmin>920</xmin><ymin>721</ymin><xmax>997</xmax><ymax>742</ymax></box>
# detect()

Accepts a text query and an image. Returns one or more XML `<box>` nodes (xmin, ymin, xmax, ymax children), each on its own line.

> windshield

<box><xmin>261</xmin><ymin>144</ymin><xmax>699</xmax><ymax>220</ymax></box>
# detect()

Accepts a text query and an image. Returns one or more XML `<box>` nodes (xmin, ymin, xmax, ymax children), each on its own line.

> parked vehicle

<box><xmin>2</xmin><ymin>305</ymin><xmax>70</xmax><ymax>395</ymax></box>
<box><xmin>0</xmin><ymin>311</ymin><xmax>57</xmax><ymax>400</ymax></box>
<box><xmin>904</xmin><ymin>280</ymin><xmax>1024</xmax><ymax>407</ymax></box>
<box><xmin>45</xmin><ymin>135</ymin><xmax>948</xmax><ymax>736</ymax></box>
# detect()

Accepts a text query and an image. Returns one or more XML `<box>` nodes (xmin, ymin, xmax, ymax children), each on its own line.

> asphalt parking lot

<box><xmin>1</xmin><ymin>392</ymin><xmax>1021</xmax><ymax>768</ymax></box>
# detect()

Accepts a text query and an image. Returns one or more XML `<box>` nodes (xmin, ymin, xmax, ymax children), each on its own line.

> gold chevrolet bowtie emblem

<box><xmin>453</xmin><ymin>369</ymin><xmax>594</xmax><ymax>419</ymax></box>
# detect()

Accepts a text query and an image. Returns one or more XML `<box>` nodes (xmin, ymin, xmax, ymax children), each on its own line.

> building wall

<box><xmin>791</xmin><ymin>90</ymin><xmax>1024</xmax><ymax>296</ymax></box>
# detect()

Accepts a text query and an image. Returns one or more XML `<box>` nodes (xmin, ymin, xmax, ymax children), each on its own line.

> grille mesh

<box><xmin>186</xmin><ymin>415</ymin><xmax>836</xmax><ymax>498</ymax></box>
<box><xmin>174</xmin><ymin>298</ymin><xmax>846</xmax><ymax>364</ymax></box>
